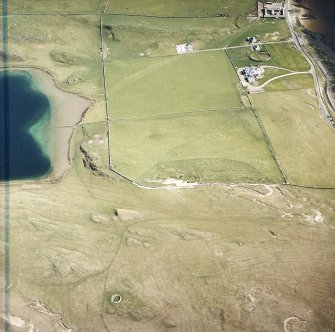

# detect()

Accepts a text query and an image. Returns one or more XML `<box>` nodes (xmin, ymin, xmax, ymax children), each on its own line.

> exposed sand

<box><xmin>25</xmin><ymin>68</ymin><xmax>92</xmax><ymax>180</ymax></box>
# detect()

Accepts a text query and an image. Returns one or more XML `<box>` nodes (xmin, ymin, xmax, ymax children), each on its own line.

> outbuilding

<box><xmin>175</xmin><ymin>43</ymin><xmax>194</xmax><ymax>55</ymax></box>
<box><xmin>261</xmin><ymin>1</ymin><xmax>285</xmax><ymax>18</ymax></box>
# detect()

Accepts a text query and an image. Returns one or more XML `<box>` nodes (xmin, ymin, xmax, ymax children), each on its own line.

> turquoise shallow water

<box><xmin>0</xmin><ymin>70</ymin><xmax>51</xmax><ymax>180</ymax></box>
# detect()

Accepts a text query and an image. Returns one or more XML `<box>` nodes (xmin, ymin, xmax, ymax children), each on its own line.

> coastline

<box><xmin>28</xmin><ymin>67</ymin><xmax>92</xmax><ymax>180</ymax></box>
<box><xmin>1</xmin><ymin>66</ymin><xmax>92</xmax><ymax>182</ymax></box>
<box><xmin>289</xmin><ymin>1</ymin><xmax>335</xmax><ymax>112</ymax></box>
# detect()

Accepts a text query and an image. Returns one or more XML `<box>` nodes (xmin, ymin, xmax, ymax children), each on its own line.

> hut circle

<box><xmin>111</xmin><ymin>294</ymin><xmax>122</xmax><ymax>304</ymax></box>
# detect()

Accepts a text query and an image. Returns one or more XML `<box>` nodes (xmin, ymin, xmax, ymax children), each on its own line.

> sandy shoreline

<box><xmin>1</xmin><ymin>67</ymin><xmax>92</xmax><ymax>181</ymax></box>
<box><xmin>29</xmin><ymin>68</ymin><xmax>92</xmax><ymax>180</ymax></box>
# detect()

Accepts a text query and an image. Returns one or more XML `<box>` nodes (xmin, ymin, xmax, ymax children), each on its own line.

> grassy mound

<box><xmin>50</xmin><ymin>50</ymin><xmax>90</xmax><ymax>65</ymax></box>
<box><xmin>249</xmin><ymin>52</ymin><xmax>271</xmax><ymax>62</ymax></box>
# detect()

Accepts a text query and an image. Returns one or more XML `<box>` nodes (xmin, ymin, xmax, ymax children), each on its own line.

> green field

<box><xmin>6</xmin><ymin>0</ymin><xmax>257</xmax><ymax>16</ymax></box>
<box><xmin>106</xmin><ymin>0</ymin><xmax>257</xmax><ymax>17</ymax></box>
<box><xmin>7</xmin><ymin>0</ymin><xmax>105</xmax><ymax>13</ymax></box>
<box><xmin>102</xmin><ymin>15</ymin><xmax>236</xmax><ymax>60</ymax></box>
<box><xmin>106</xmin><ymin>52</ymin><xmax>243</xmax><ymax>119</ymax></box>
<box><xmin>227</xmin><ymin>42</ymin><xmax>310</xmax><ymax>71</ymax></box>
<box><xmin>227</xmin><ymin>19</ymin><xmax>291</xmax><ymax>47</ymax></box>
<box><xmin>263</xmin><ymin>73</ymin><xmax>314</xmax><ymax>91</ymax></box>
<box><xmin>251</xmin><ymin>88</ymin><xmax>335</xmax><ymax>187</ymax></box>
<box><xmin>104</xmin><ymin>51</ymin><xmax>284</xmax><ymax>184</ymax></box>
<box><xmin>257</xmin><ymin>67</ymin><xmax>290</xmax><ymax>85</ymax></box>
<box><xmin>109</xmin><ymin>111</ymin><xmax>283</xmax><ymax>184</ymax></box>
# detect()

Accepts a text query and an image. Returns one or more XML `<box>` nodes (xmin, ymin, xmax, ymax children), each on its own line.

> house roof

<box><xmin>175</xmin><ymin>43</ymin><xmax>194</xmax><ymax>54</ymax></box>
<box><xmin>264</xmin><ymin>2</ymin><xmax>284</xmax><ymax>10</ymax></box>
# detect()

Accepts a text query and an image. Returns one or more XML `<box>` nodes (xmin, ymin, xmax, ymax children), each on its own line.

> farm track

<box><xmin>261</xmin><ymin>65</ymin><xmax>300</xmax><ymax>73</ymax></box>
<box><xmin>108</xmin><ymin>56</ymin><xmax>179</xmax><ymax>96</ymax></box>
<box><xmin>260</xmin><ymin>71</ymin><xmax>309</xmax><ymax>88</ymax></box>
<box><xmin>109</xmin><ymin>107</ymin><xmax>245</xmax><ymax>122</ymax></box>
<box><xmin>196</xmin><ymin>39</ymin><xmax>293</xmax><ymax>53</ymax></box>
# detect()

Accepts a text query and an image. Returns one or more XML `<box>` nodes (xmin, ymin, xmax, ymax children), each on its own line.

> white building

<box><xmin>175</xmin><ymin>43</ymin><xmax>194</xmax><ymax>55</ymax></box>
<box><xmin>241</xmin><ymin>66</ymin><xmax>265</xmax><ymax>84</ymax></box>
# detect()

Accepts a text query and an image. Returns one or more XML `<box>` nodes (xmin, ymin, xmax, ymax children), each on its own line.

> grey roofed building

<box><xmin>246</xmin><ymin>76</ymin><xmax>256</xmax><ymax>84</ymax></box>
<box><xmin>241</xmin><ymin>66</ymin><xmax>264</xmax><ymax>85</ymax></box>
<box><xmin>261</xmin><ymin>1</ymin><xmax>285</xmax><ymax>18</ymax></box>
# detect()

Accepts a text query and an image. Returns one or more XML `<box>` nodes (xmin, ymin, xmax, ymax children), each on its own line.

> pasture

<box><xmin>7</xmin><ymin>0</ymin><xmax>105</xmax><ymax>13</ymax></box>
<box><xmin>262</xmin><ymin>73</ymin><xmax>314</xmax><ymax>91</ymax></box>
<box><xmin>227</xmin><ymin>19</ymin><xmax>291</xmax><ymax>47</ymax></box>
<box><xmin>105</xmin><ymin>0</ymin><xmax>257</xmax><ymax>17</ymax></box>
<box><xmin>227</xmin><ymin>42</ymin><xmax>310</xmax><ymax>71</ymax></box>
<box><xmin>106</xmin><ymin>52</ymin><xmax>242</xmax><ymax>119</ymax></box>
<box><xmin>109</xmin><ymin>110</ymin><xmax>283</xmax><ymax>184</ymax></box>
<box><xmin>251</xmin><ymin>87</ymin><xmax>335</xmax><ymax>187</ymax></box>
<box><xmin>102</xmin><ymin>15</ymin><xmax>237</xmax><ymax>60</ymax></box>
<box><xmin>104</xmin><ymin>50</ymin><xmax>285</xmax><ymax>184</ymax></box>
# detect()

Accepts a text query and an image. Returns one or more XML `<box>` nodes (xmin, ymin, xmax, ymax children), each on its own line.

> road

<box><xmin>285</xmin><ymin>0</ymin><xmax>334</xmax><ymax>128</ymax></box>
<box><xmin>195</xmin><ymin>39</ymin><xmax>293</xmax><ymax>54</ymax></box>
<box><xmin>261</xmin><ymin>65</ymin><xmax>299</xmax><ymax>73</ymax></box>
<box><xmin>261</xmin><ymin>71</ymin><xmax>308</xmax><ymax>88</ymax></box>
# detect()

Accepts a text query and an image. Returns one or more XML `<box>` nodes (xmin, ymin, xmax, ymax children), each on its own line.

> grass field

<box><xmin>106</xmin><ymin>52</ymin><xmax>243</xmax><ymax>119</ymax></box>
<box><xmin>227</xmin><ymin>19</ymin><xmax>291</xmax><ymax>47</ymax></box>
<box><xmin>263</xmin><ymin>73</ymin><xmax>314</xmax><ymax>91</ymax></box>
<box><xmin>109</xmin><ymin>111</ymin><xmax>283</xmax><ymax>184</ymax></box>
<box><xmin>227</xmin><ymin>42</ymin><xmax>310</xmax><ymax>71</ymax></box>
<box><xmin>251</xmin><ymin>87</ymin><xmax>335</xmax><ymax>187</ymax></box>
<box><xmin>257</xmin><ymin>68</ymin><xmax>293</xmax><ymax>85</ymax></box>
<box><xmin>104</xmin><ymin>51</ymin><xmax>284</xmax><ymax>184</ymax></box>
<box><xmin>7</xmin><ymin>0</ymin><xmax>106</xmax><ymax>14</ymax></box>
<box><xmin>6</xmin><ymin>0</ymin><xmax>256</xmax><ymax>16</ymax></box>
<box><xmin>106</xmin><ymin>0</ymin><xmax>257</xmax><ymax>17</ymax></box>
<box><xmin>102</xmin><ymin>15</ymin><xmax>236</xmax><ymax>60</ymax></box>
